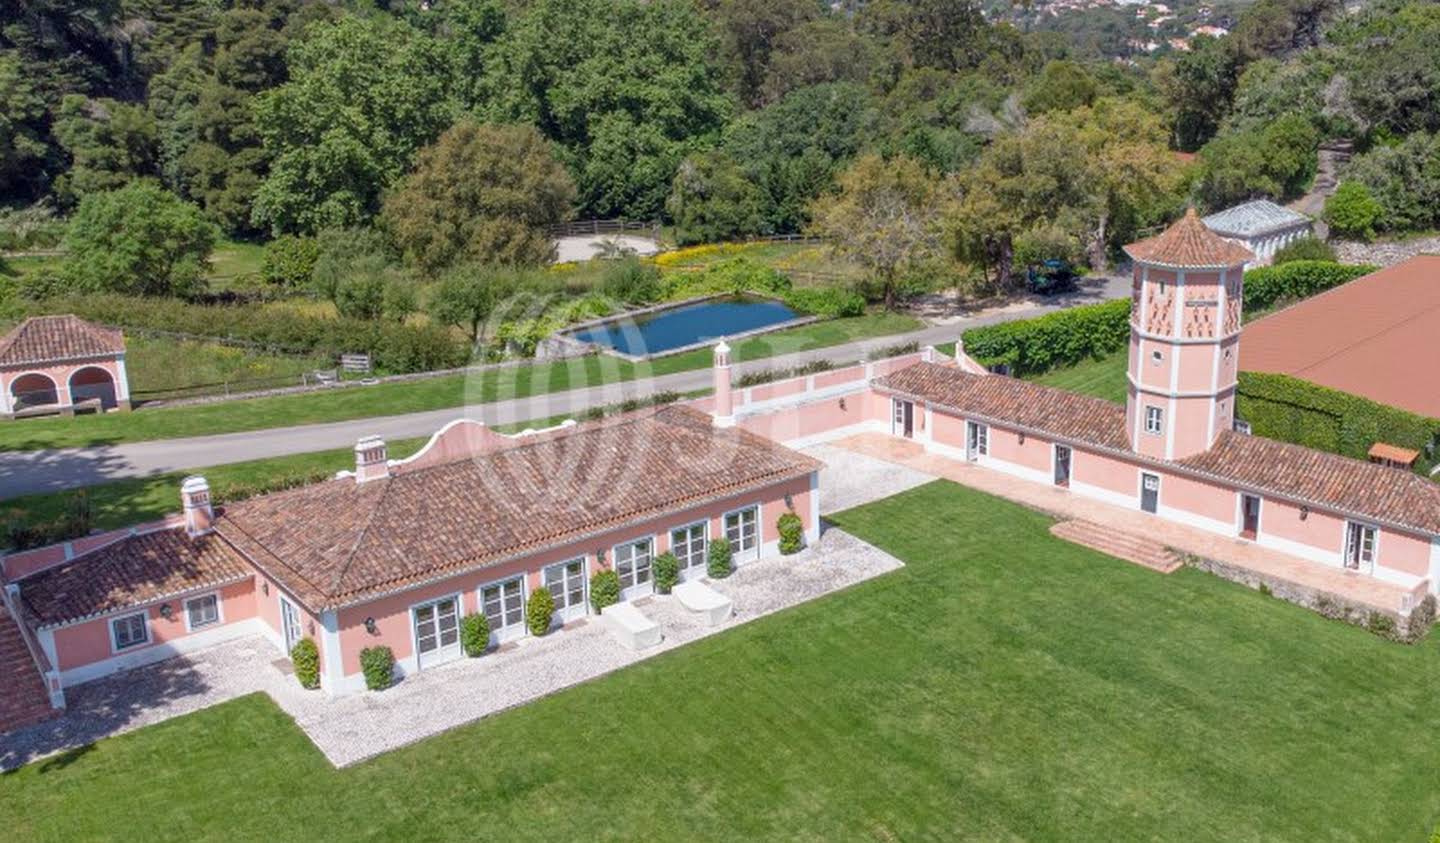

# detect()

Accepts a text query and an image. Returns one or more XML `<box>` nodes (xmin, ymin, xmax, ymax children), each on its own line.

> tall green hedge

<box><xmin>961</xmin><ymin>298</ymin><xmax>1131</xmax><ymax>376</ymax></box>
<box><xmin>1242</xmin><ymin>261</ymin><xmax>1375</xmax><ymax>314</ymax></box>
<box><xmin>1237</xmin><ymin>372</ymin><xmax>1439</xmax><ymax>473</ymax></box>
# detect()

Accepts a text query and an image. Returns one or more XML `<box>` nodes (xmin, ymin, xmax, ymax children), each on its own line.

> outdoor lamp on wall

<box><xmin>364</xmin><ymin>617</ymin><xmax>378</xmax><ymax>635</ymax></box>
<box><xmin>1300</xmin><ymin>506</ymin><xmax>1310</xmax><ymax>521</ymax></box>
<box><xmin>838</xmin><ymin>397</ymin><xmax>847</xmax><ymax>411</ymax></box>
<box><xmin>784</xmin><ymin>493</ymin><xmax>794</xmax><ymax>510</ymax></box>
<box><xmin>1018</xmin><ymin>432</ymin><xmax>1026</xmax><ymax>445</ymax></box>
<box><xmin>158</xmin><ymin>603</ymin><xmax>173</xmax><ymax>621</ymax></box>
<box><xmin>308</xmin><ymin>621</ymin><xmax>316</xmax><ymax>636</ymax></box>
<box><xmin>262</xmin><ymin>582</ymin><xmax>270</xmax><ymax>596</ymax></box>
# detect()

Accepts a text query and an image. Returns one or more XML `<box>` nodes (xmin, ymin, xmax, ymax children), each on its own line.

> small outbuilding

<box><xmin>1202</xmin><ymin>199</ymin><xmax>1313</xmax><ymax>268</ymax></box>
<box><xmin>0</xmin><ymin>315</ymin><xmax>131</xmax><ymax>419</ymax></box>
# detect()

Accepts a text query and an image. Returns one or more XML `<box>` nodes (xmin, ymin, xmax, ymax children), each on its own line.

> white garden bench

<box><xmin>673</xmin><ymin>581</ymin><xmax>734</xmax><ymax>626</ymax></box>
<box><xmin>601</xmin><ymin>602</ymin><xmax>661</xmax><ymax>650</ymax></box>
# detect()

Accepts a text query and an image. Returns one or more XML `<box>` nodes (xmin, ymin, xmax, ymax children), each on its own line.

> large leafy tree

<box><xmin>251</xmin><ymin>15</ymin><xmax>458</xmax><ymax>234</ymax></box>
<box><xmin>381</xmin><ymin>121</ymin><xmax>576</xmax><ymax>276</ymax></box>
<box><xmin>0</xmin><ymin>52</ymin><xmax>51</xmax><ymax>198</ymax></box>
<box><xmin>1195</xmin><ymin>112</ymin><xmax>1319</xmax><ymax>208</ymax></box>
<box><xmin>860</xmin><ymin>0</ymin><xmax>988</xmax><ymax>73</ymax></box>
<box><xmin>809</xmin><ymin>153</ymin><xmax>945</xmax><ymax>310</ymax></box>
<box><xmin>61</xmin><ymin>180</ymin><xmax>218</xmax><ymax>296</ymax></box>
<box><xmin>760</xmin><ymin>17</ymin><xmax>875</xmax><ymax>105</ymax></box>
<box><xmin>481</xmin><ymin>0</ymin><xmax>732</xmax><ymax>219</ymax></box>
<box><xmin>51</xmin><ymin>94</ymin><xmax>159</xmax><ymax>205</ymax></box>
<box><xmin>705</xmin><ymin>0</ymin><xmax>818</xmax><ymax>108</ymax></box>
<box><xmin>666</xmin><ymin>150</ymin><xmax>767</xmax><ymax>245</ymax></box>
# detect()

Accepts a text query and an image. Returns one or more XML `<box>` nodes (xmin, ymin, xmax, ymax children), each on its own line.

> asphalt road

<box><xmin>1</xmin><ymin>280</ymin><xmax>1127</xmax><ymax>500</ymax></box>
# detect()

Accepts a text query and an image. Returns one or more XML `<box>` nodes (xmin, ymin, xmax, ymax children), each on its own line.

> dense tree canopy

<box><xmin>61</xmin><ymin>180</ymin><xmax>218</xmax><ymax>297</ymax></box>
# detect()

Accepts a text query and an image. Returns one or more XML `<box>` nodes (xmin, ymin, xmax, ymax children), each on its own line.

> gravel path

<box><xmin>0</xmin><ymin>528</ymin><xmax>902</xmax><ymax>771</ymax></box>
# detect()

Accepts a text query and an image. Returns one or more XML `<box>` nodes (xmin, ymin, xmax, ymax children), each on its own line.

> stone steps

<box><xmin>1050</xmin><ymin>520</ymin><xmax>1184</xmax><ymax>574</ymax></box>
<box><xmin>0</xmin><ymin>605</ymin><xmax>57</xmax><ymax>735</ymax></box>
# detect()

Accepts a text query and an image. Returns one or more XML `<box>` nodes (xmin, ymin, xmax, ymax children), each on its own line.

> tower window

<box><xmin>1144</xmin><ymin>406</ymin><xmax>1164</xmax><ymax>435</ymax></box>
<box><xmin>1150</xmin><ymin>350</ymin><xmax>1163</xmax><ymax>366</ymax></box>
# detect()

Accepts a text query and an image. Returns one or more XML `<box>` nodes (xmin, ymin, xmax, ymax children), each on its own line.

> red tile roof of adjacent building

<box><xmin>215</xmin><ymin>405</ymin><xmax>821</xmax><ymax>611</ymax></box>
<box><xmin>0</xmin><ymin>315</ymin><xmax>125</xmax><ymax>367</ymax></box>
<box><xmin>1240</xmin><ymin>255</ymin><xmax>1440</xmax><ymax>419</ymax></box>
<box><xmin>18</xmin><ymin>529</ymin><xmax>252</xmax><ymax>628</ymax></box>
<box><xmin>1123</xmin><ymin>208</ymin><xmax>1254</xmax><ymax>269</ymax></box>
<box><xmin>874</xmin><ymin>362</ymin><xmax>1440</xmax><ymax>537</ymax></box>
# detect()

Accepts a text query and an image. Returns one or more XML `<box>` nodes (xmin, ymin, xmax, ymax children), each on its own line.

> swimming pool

<box><xmin>567</xmin><ymin>295</ymin><xmax>804</xmax><ymax>357</ymax></box>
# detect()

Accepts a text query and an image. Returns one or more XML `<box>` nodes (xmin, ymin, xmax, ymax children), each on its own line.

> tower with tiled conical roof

<box><xmin>1122</xmin><ymin>209</ymin><xmax>1254</xmax><ymax>461</ymax></box>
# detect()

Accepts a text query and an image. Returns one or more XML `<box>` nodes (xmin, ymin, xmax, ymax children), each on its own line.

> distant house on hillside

<box><xmin>1203</xmin><ymin>200</ymin><xmax>1312</xmax><ymax>268</ymax></box>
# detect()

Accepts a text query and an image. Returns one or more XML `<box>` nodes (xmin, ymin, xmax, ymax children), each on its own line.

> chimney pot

<box><xmin>181</xmin><ymin>475</ymin><xmax>213</xmax><ymax>537</ymax></box>
<box><xmin>712</xmin><ymin>340</ymin><xmax>734</xmax><ymax>427</ymax></box>
<box><xmin>355</xmin><ymin>436</ymin><xmax>390</xmax><ymax>483</ymax></box>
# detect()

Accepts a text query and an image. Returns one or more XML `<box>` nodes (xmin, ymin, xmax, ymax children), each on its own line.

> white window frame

<box><xmin>410</xmin><ymin>591</ymin><xmax>464</xmax><ymax>669</ymax></box>
<box><xmin>478</xmin><ymin>575</ymin><xmax>528</xmax><ymax>638</ymax></box>
<box><xmin>543</xmin><ymin>557</ymin><xmax>589</xmax><ymax>618</ymax></box>
<box><xmin>670</xmin><ymin>520</ymin><xmax>708</xmax><ymax>572</ymax></box>
<box><xmin>723</xmin><ymin>505</ymin><xmax>760</xmax><ymax>557</ymax></box>
<box><xmin>1344</xmin><ymin>521</ymin><xmax>1379</xmax><ymax>572</ymax></box>
<box><xmin>109</xmin><ymin>610</ymin><xmax>151</xmax><ymax>653</ymax></box>
<box><xmin>1144</xmin><ymin>405</ymin><xmax>1164</xmax><ymax>435</ymax></box>
<box><xmin>183</xmin><ymin>591</ymin><xmax>223</xmax><ymax>632</ymax></box>
<box><xmin>967</xmin><ymin>421</ymin><xmax>988</xmax><ymax>458</ymax></box>
<box><xmin>1233</xmin><ymin>418</ymin><xmax>1252</xmax><ymax>435</ymax></box>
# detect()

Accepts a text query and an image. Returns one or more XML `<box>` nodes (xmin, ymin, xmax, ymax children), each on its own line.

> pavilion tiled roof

<box><xmin>1124</xmin><ymin>208</ymin><xmax>1255</xmax><ymax>269</ymax></box>
<box><xmin>18</xmin><ymin>529</ymin><xmax>253</xmax><ymax>628</ymax></box>
<box><xmin>874</xmin><ymin>363</ymin><xmax>1131</xmax><ymax>452</ymax></box>
<box><xmin>0</xmin><ymin>315</ymin><xmax>125</xmax><ymax>367</ymax></box>
<box><xmin>1202</xmin><ymin>199</ymin><xmax>1311</xmax><ymax>238</ymax></box>
<box><xmin>215</xmin><ymin>405</ymin><xmax>821</xmax><ymax>611</ymax></box>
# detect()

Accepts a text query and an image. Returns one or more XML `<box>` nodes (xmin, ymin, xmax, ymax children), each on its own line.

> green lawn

<box><xmin>0</xmin><ymin>312</ymin><xmax>919</xmax><ymax>452</ymax></box>
<box><xmin>6</xmin><ymin>481</ymin><xmax>1440</xmax><ymax>840</ymax></box>
<box><xmin>1030</xmin><ymin>348</ymin><xmax>1129</xmax><ymax>403</ymax></box>
<box><xmin>124</xmin><ymin>334</ymin><xmax>332</xmax><ymax>398</ymax></box>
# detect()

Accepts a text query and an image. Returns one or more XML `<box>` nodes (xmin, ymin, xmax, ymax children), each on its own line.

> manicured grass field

<box><xmin>6</xmin><ymin>481</ymin><xmax>1440</xmax><ymax>840</ymax></box>
<box><xmin>1029</xmin><ymin>348</ymin><xmax>1129</xmax><ymax>403</ymax></box>
<box><xmin>0</xmin><ymin>312</ymin><xmax>918</xmax><ymax>452</ymax></box>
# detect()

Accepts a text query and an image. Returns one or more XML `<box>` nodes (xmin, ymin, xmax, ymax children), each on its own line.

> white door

<box><xmin>544</xmin><ymin>558</ymin><xmax>588</xmax><ymax>623</ymax></box>
<box><xmin>725</xmin><ymin>506</ymin><xmax>760</xmax><ymax>564</ymax></box>
<box><xmin>413</xmin><ymin>596</ymin><xmax>461</xmax><ymax>669</ymax></box>
<box><xmin>615</xmin><ymin>538</ymin><xmax>654</xmax><ymax>601</ymax></box>
<box><xmin>280</xmin><ymin>596</ymin><xmax>302</xmax><ymax>654</ymax></box>
<box><xmin>1345</xmin><ymin>522</ymin><xmax>1376</xmax><ymax>572</ymax></box>
<box><xmin>966</xmin><ymin>422</ymin><xmax>987</xmax><ymax>461</ymax></box>
<box><xmin>480</xmin><ymin>577</ymin><xmax>526</xmax><ymax>643</ymax></box>
<box><xmin>671</xmin><ymin>522</ymin><xmax>708</xmax><ymax>581</ymax></box>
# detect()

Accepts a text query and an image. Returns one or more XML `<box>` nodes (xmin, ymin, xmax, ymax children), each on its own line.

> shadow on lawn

<box><xmin>0</xmin><ymin>655</ymin><xmax>212</xmax><ymax>773</ymax></box>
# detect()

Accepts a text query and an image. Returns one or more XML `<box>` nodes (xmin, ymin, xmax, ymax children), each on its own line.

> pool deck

<box><xmin>558</xmin><ymin>292</ymin><xmax>818</xmax><ymax>362</ymax></box>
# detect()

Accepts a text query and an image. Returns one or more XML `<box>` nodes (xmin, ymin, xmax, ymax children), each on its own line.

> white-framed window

<box><xmin>184</xmin><ymin>592</ymin><xmax>221</xmax><ymax>631</ymax></box>
<box><xmin>544</xmin><ymin>558</ymin><xmax>587</xmax><ymax>614</ymax></box>
<box><xmin>966</xmin><ymin>421</ymin><xmax>988</xmax><ymax>458</ymax></box>
<box><xmin>110</xmin><ymin>611</ymin><xmax>150</xmax><ymax>652</ymax></box>
<box><xmin>481</xmin><ymin>576</ymin><xmax>525</xmax><ymax>633</ymax></box>
<box><xmin>724</xmin><ymin>506</ymin><xmax>759</xmax><ymax>554</ymax></box>
<box><xmin>670</xmin><ymin>521</ymin><xmax>707</xmax><ymax>571</ymax></box>
<box><xmin>1144</xmin><ymin>406</ymin><xmax>1164</xmax><ymax>435</ymax></box>
<box><xmin>1150</xmin><ymin>350</ymin><xmax>1163</xmax><ymax>366</ymax></box>
<box><xmin>1345</xmin><ymin>522</ymin><xmax>1378</xmax><ymax>571</ymax></box>
<box><xmin>1234</xmin><ymin>418</ymin><xmax>1252</xmax><ymax>435</ymax></box>
<box><xmin>614</xmin><ymin>537</ymin><xmax>654</xmax><ymax>592</ymax></box>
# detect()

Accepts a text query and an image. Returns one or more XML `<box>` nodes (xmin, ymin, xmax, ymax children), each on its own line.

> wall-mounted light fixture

<box><xmin>783</xmin><ymin>493</ymin><xmax>794</xmax><ymax>510</ymax></box>
<box><xmin>308</xmin><ymin>621</ymin><xmax>316</xmax><ymax>636</ymax></box>
<box><xmin>1018</xmin><ymin>432</ymin><xmax>1026</xmax><ymax>445</ymax></box>
<box><xmin>262</xmin><ymin>582</ymin><xmax>270</xmax><ymax>596</ymax></box>
<box><xmin>158</xmin><ymin>603</ymin><xmax>173</xmax><ymax>621</ymax></box>
<box><xmin>596</xmin><ymin>548</ymin><xmax>608</xmax><ymax>568</ymax></box>
<box><xmin>364</xmin><ymin>617</ymin><xmax>378</xmax><ymax>635</ymax></box>
<box><xmin>1300</xmin><ymin>506</ymin><xmax>1310</xmax><ymax>521</ymax></box>
<box><xmin>838</xmin><ymin>397</ymin><xmax>847</xmax><ymax>411</ymax></box>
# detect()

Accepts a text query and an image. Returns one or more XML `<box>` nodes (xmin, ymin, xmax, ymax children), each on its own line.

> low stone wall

<box><xmin>1183</xmin><ymin>553</ymin><xmax>1436</xmax><ymax>644</ymax></box>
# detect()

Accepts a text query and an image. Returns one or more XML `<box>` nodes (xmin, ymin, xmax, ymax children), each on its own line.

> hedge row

<box><xmin>961</xmin><ymin>298</ymin><xmax>1131</xmax><ymax>376</ymax></box>
<box><xmin>1242</xmin><ymin>260</ymin><xmax>1375</xmax><ymax>314</ymax></box>
<box><xmin>8</xmin><ymin>293</ymin><xmax>470</xmax><ymax>374</ymax></box>
<box><xmin>1237</xmin><ymin>372</ymin><xmax>1439</xmax><ymax>472</ymax></box>
<box><xmin>667</xmin><ymin>258</ymin><xmax>865</xmax><ymax>318</ymax></box>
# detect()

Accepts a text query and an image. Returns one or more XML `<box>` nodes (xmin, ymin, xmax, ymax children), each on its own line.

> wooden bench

<box><xmin>601</xmin><ymin>602</ymin><xmax>661</xmax><ymax>650</ymax></box>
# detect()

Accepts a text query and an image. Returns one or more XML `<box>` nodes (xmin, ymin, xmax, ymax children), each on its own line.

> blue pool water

<box><xmin>569</xmin><ymin>296</ymin><xmax>801</xmax><ymax>356</ymax></box>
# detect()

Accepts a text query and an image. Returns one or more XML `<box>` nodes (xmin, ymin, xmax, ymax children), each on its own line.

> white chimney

<box><xmin>354</xmin><ymin>436</ymin><xmax>390</xmax><ymax>483</ymax></box>
<box><xmin>181</xmin><ymin>476</ymin><xmax>213</xmax><ymax>537</ymax></box>
<box><xmin>712</xmin><ymin>340</ymin><xmax>734</xmax><ymax>427</ymax></box>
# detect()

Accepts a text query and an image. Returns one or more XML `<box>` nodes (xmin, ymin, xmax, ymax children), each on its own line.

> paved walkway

<box><xmin>0</xmin><ymin>527</ymin><xmax>903</xmax><ymax>771</ymax></box>
<box><xmin>831</xmin><ymin>432</ymin><xmax>1417</xmax><ymax>614</ymax></box>
<box><xmin>0</xmin><ymin>278</ymin><xmax>1128</xmax><ymax>499</ymax></box>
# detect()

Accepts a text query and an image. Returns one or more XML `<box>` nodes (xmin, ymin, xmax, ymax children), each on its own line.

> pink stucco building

<box><xmin>2</xmin><ymin>210</ymin><xmax>1436</xmax><ymax>733</ymax></box>
<box><xmin>0</xmin><ymin>315</ymin><xmax>132</xmax><ymax>419</ymax></box>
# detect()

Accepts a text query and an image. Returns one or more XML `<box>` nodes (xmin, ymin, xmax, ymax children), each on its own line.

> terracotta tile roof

<box><xmin>873</xmin><ymin>362</ymin><xmax>1131</xmax><ymax>452</ymax></box>
<box><xmin>0</xmin><ymin>315</ymin><xmax>125</xmax><ymax>367</ymax></box>
<box><xmin>18</xmin><ymin>529</ymin><xmax>252</xmax><ymax>628</ymax></box>
<box><xmin>1177</xmin><ymin>432</ymin><xmax>1440</xmax><ymax>536</ymax></box>
<box><xmin>1241</xmin><ymin>255</ymin><xmax>1440</xmax><ymax>418</ymax></box>
<box><xmin>215</xmin><ymin>405</ymin><xmax>820</xmax><ymax>610</ymax></box>
<box><xmin>1124</xmin><ymin>208</ymin><xmax>1254</xmax><ymax>269</ymax></box>
<box><xmin>1369</xmin><ymin>442</ymin><xmax>1420</xmax><ymax>465</ymax></box>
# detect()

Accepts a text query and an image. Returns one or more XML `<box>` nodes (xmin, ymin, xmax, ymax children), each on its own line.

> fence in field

<box><xmin>547</xmin><ymin>219</ymin><xmax>662</xmax><ymax>239</ymax></box>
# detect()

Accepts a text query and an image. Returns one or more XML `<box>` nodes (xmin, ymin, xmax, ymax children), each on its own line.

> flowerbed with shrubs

<box><xmin>360</xmin><ymin>645</ymin><xmax>396</xmax><ymax>691</ymax></box>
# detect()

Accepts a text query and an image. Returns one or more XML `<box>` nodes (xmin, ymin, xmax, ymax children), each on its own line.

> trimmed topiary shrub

<box><xmin>590</xmin><ymin>569</ymin><xmax>621</xmax><ymax>613</ymax></box>
<box><xmin>654</xmin><ymin>552</ymin><xmax>680</xmax><ymax>594</ymax></box>
<box><xmin>461</xmin><ymin>613</ymin><xmax>490</xmax><ymax>657</ymax></box>
<box><xmin>360</xmin><ymin>645</ymin><xmax>395</xmax><ymax>691</ymax></box>
<box><xmin>290</xmin><ymin>637</ymin><xmax>320</xmax><ymax>690</ymax></box>
<box><xmin>526</xmin><ymin>587</ymin><xmax>556</xmax><ymax>636</ymax></box>
<box><xmin>708</xmin><ymin>537</ymin><xmax>734</xmax><ymax>579</ymax></box>
<box><xmin>777</xmin><ymin>512</ymin><xmax>804</xmax><ymax>555</ymax></box>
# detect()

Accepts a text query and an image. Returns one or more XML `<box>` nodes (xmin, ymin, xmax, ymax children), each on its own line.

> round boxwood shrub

<box><xmin>654</xmin><ymin>551</ymin><xmax>680</xmax><ymax>594</ymax></box>
<box><xmin>777</xmin><ymin>512</ymin><xmax>804</xmax><ymax>555</ymax></box>
<box><xmin>708</xmin><ymin>537</ymin><xmax>734</xmax><ymax>579</ymax></box>
<box><xmin>290</xmin><ymin>637</ymin><xmax>320</xmax><ymax>690</ymax></box>
<box><xmin>360</xmin><ymin>645</ymin><xmax>396</xmax><ymax>691</ymax></box>
<box><xmin>526</xmin><ymin>587</ymin><xmax>556</xmax><ymax>636</ymax></box>
<box><xmin>461</xmin><ymin>613</ymin><xmax>490</xmax><ymax>657</ymax></box>
<box><xmin>590</xmin><ymin>569</ymin><xmax>620</xmax><ymax>613</ymax></box>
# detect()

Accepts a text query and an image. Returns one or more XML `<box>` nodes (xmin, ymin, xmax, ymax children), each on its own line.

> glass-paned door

<box><xmin>671</xmin><ymin>522</ymin><xmax>708</xmax><ymax>580</ymax></box>
<box><xmin>545</xmin><ymin>558</ymin><xmax>588</xmax><ymax>622</ymax></box>
<box><xmin>414</xmin><ymin>595</ymin><xmax>460</xmax><ymax>669</ymax></box>
<box><xmin>1345</xmin><ymin>522</ymin><xmax>1377</xmax><ymax>571</ymax></box>
<box><xmin>892</xmin><ymin>399</ymin><xmax>914</xmax><ymax>438</ymax></box>
<box><xmin>615</xmin><ymin>539</ymin><xmax>654</xmax><ymax>601</ymax></box>
<box><xmin>725</xmin><ymin>506</ymin><xmax>759</xmax><ymax>564</ymax></box>
<box><xmin>967</xmin><ymin>422</ymin><xmax>987</xmax><ymax>460</ymax></box>
<box><xmin>280</xmin><ymin>596</ymin><xmax>303</xmax><ymax>654</ymax></box>
<box><xmin>481</xmin><ymin>577</ymin><xmax>526</xmax><ymax>642</ymax></box>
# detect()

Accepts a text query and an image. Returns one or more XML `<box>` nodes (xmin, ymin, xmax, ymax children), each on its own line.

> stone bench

<box><xmin>673</xmin><ymin>581</ymin><xmax>734</xmax><ymax>626</ymax></box>
<box><xmin>601</xmin><ymin>602</ymin><xmax>661</xmax><ymax>650</ymax></box>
